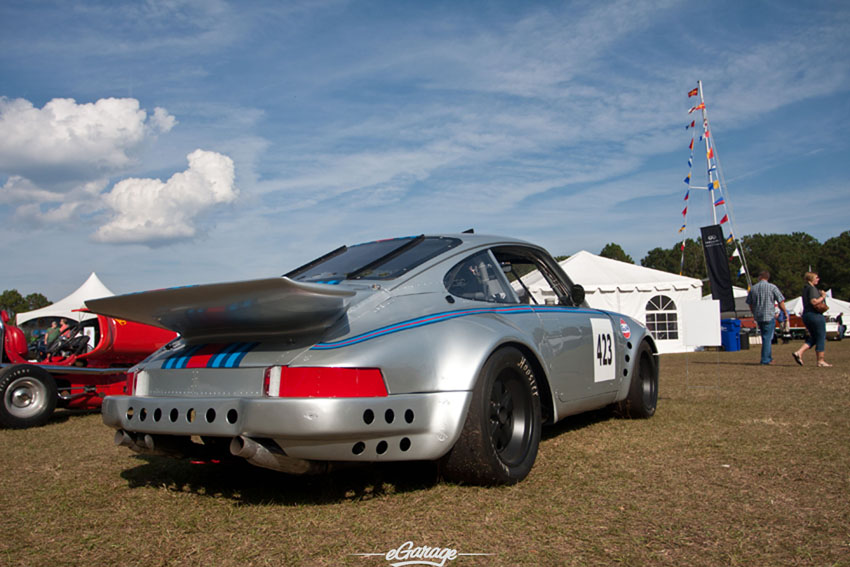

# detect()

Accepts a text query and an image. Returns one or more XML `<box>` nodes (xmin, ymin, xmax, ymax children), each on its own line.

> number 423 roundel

<box><xmin>591</xmin><ymin>318</ymin><xmax>616</xmax><ymax>382</ymax></box>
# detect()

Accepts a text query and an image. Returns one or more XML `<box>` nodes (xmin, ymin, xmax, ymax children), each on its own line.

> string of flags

<box><xmin>730</xmin><ymin>248</ymin><xmax>745</xmax><ymax>276</ymax></box>
<box><xmin>679</xmin><ymin>82</ymin><xmax>742</xmax><ymax>278</ymax></box>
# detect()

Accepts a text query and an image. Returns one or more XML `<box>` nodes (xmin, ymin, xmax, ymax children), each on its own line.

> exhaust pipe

<box><xmin>114</xmin><ymin>429</ymin><xmax>138</xmax><ymax>449</ymax></box>
<box><xmin>230</xmin><ymin>436</ymin><xmax>327</xmax><ymax>475</ymax></box>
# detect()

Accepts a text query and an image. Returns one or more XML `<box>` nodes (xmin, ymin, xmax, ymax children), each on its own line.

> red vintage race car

<box><xmin>1</xmin><ymin>309</ymin><xmax>176</xmax><ymax>428</ymax></box>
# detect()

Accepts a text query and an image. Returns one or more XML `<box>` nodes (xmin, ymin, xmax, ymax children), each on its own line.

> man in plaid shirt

<box><xmin>746</xmin><ymin>271</ymin><xmax>788</xmax><ymax>365</ymax></box>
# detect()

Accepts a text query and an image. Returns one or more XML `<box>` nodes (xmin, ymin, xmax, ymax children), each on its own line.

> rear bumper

<box><xmin>102</xmin><ymin>391</ymin><xmax>471</xmax><ymax>462</ymax></box>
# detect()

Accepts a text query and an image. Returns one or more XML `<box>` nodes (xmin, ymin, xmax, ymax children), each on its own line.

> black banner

<box><xmin>700</xmin><ymin>224</ymin><xmax>735</xmax><ymax>313</ymax></box>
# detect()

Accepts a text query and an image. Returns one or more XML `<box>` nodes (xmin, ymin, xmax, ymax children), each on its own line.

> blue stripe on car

<box><xmin>311</xmin><ymin>305</ymin><xmax>600</xmax><ymax>350</ymax></box>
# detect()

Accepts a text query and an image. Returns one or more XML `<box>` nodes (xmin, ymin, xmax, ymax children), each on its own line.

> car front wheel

<box><xmin>441</xmin><ymin>347</ymin><xmax>541</xmax><ymax>485</ymax></box>
<box><xmin>0</xmin><ymin>365</ymin><xmax>58</xmax><ymax>429</ymax></box>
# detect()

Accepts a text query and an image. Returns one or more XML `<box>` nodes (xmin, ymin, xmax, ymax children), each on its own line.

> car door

<box><xmin>491</xmin><ymin>246</ymin><xmax>622</xmax><ymax>417</ymax></box>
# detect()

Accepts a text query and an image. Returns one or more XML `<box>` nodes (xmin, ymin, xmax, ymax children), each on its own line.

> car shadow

<box><xmin>48</xmin><ymin>408</ymin><xmax>101</xmax><ymax>425</ymax></box>
<box><xmin>120</xmin><ymin>454</ymin><xmax>441</xmax><ymax>504</ymax></box>
<box><xmin>541</xmin><ymin>407</ymin><xmax>615</xmax><ymax>440</ymax></box>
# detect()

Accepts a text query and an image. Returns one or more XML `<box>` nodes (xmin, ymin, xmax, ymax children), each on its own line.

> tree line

<box><xmin>0</xmin><ymin>289</ymin><xmax>51</xmax><ymax>318</ymax></box>
<box><xmin>600</xmin><ymin>231</ymin><xmax>850</xmax><ymax>300</ymax></box>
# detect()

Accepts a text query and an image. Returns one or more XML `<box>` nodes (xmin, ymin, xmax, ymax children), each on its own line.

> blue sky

<box><xmin>1</xmin><ymin>0</ymin><xmax>848</xmax><ymax>301</ymax></box>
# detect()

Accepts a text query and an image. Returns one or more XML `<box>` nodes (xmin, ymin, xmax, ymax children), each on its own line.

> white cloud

<box><xmin>0</xmin><ymin>96</ymin><xmax>176</xmax><ymax>186</ymax></box>
<box><xmin>94</xmin><ymin>149</ymin><xmax>237</xmax><ymax>245</ymax></box>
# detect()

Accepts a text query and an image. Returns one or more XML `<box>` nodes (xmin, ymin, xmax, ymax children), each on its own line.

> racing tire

<box><xmin>440</xmin><ymin>347</ymin><xmax>541</xmax><ymax>486</ymax></box>
<box><xmin>0</xmin><ymin>365</ymin><xmax>58</xmax><ymax>429</ymax></box>
<box><xmin>617</xmin><ymin>342</ymin><xmax>658</xmax><ymax>419</ymax></box>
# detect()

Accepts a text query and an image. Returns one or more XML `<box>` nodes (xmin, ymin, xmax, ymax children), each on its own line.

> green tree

<box><xmin>0</xmin><ymin>289</ymin><xmax>51</xmax><ymax>318</ymax></box>
<box><xmin>818</xmin><ymin>231</ymin><xmax>850</xmax><ymax>300</ymax></box>
<box><xmin>737</xmin><ymin>233</ymin><xmax>821</xmax><ymax>299</ymax></box>
<box><xmin>599</xmin><ymin>243</ymin><xmax>634</xmax><ymax>264</ymax></box>
<box><xmin>642</xmin><ymin>238</ymin><xmax>706</xmax><ymax>279</ymax></box>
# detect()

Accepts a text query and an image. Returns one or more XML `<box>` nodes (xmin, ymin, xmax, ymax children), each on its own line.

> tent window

<box><xmin>645</xmin><ymin>295</ymin><xmax>678</xmax><ymax>340</ymax></box>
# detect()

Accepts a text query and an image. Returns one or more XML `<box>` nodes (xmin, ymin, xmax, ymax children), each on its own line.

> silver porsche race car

<box><xmin>88</xmin><ymin>233</ymin><xmax>658</xmax><ymax>485</ymax></box>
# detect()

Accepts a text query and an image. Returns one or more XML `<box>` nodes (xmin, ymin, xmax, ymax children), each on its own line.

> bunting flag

<box><xmin>688</xmin><ymin>156</ymin><xmax>693</xmax><ymax>167</ymax></box>
<box><xmin>688</xmin><ymin>102</ymin><xmax>705</xmax><ymax>113</ymax></box>
<box><xmin>681</xmin><ymin>242</ymin><xmax>686</xmax><ymax>251</ymax></box>
<box><xmin>682</xmin><ymin>206</ymin><xmax>688</xmax><ymax>216</ymax></box>
<box><xmin>738</xmin><ymin>265</ymin><xmax>746</xmax><ymax>276</ymax></box>
<box><xmin>686</xmin><ymin>120</ymin><xmax>695</xmax><ymax>129</ymax></box>
<box><xmin>720</xmin><ymin>214</ymin><xmax>729</xmax><ymax>224</ymax></box>
<box><xmin>707</xmin><ymin>147</ymin><xmax>714</xmax><ymax>159</ymax></box>
<box><xmin>688</xmin><ymin>87</ymin><xmax>699</xmax><ymax>97</ymax></box>
<box><xmin>714</xmin><ymin>196</ymin><xmax>725</xmax><ymax>206</ymax></box>
<box><xmin>679</xmin><ymin>224</ymin><xmax>686</xmax><ymax>233</ymax></box>
<box><xmin>731</xmin><ymin>248</ymin><xmax>740</xmax><ymax>258</ymax></box>
<box><xmin>689</xmin><ymin>139</ymin><xmax>694</xmax><ymax>150</ymax></box>
<box><xmin>726</xmin><ymin>234</ymin><xmax>734</xmax><ymax>244</ymax></box>
<box><xmin>704</xmin><ymin>130</ymin><xmax>710</xmax><ymax>138</ymax></box>
<box><xmin>684</xmin><ymin>173</ymin><xmax>691</xmax><ymax>184</ymax></box>
<box><xmin>684</xmin><ymin>189</ymin><xmax>690</xmax><ymax>201</ymax></box>
<box><xmin>712</xmin><ymin>179</ymin><xmax>720</xmax><ymax>190</ymax></box>
<box><xmin>708</xmin><ymin>165</ymin><xmax>717</xmax><ymax>173</ymax></box>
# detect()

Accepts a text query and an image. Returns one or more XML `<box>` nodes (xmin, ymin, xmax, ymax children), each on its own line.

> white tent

<box><xmin>522</xmin><ymin>251</ymin><xmax>705</xmax><ymax>354</ymax></box>
<box><xmin>16</xmin><ymin>272</ymin><xmax>114</xmax><ymax>326</ymax></box>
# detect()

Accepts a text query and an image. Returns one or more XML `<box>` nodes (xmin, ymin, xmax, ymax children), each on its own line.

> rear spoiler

<box><xmin>86</xmin><ymin>277</ymin><xmax>356</xmax><ymax>342</ymax></box>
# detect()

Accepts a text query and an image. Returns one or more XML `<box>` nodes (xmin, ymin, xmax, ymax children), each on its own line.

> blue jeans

<box><xmin>802</xmin><ymin>311</ymin><xmax>826</xmax><ymax>352</ymax></box>
<box><xmin>756</xmin><ymin>319</ymin><xmax>776</xmax><ymax>364</ymax></box>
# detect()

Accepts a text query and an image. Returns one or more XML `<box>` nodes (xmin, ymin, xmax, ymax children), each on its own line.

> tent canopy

<box><xmin>561</xmin><ymin>251</ymin><xmax>703</xmax><ymax>293</ymax></box>
<box><xmin>16</xmin><ymin>272</ymin><xmax>114</xmax><ymax>326</ymax></box>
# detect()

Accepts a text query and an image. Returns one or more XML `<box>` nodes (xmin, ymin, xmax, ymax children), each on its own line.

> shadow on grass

<box><xmin>120</xmin><ymin>454</ymin><xmax>441</xmax><ymax>505</ymax></box>
<box><xmin>118</xmin><ymin>408</ymin><xmax>625</xmax><ymax>503</ymax></box>
<box><xmin>541</xmin><ymin>407</ymin><xmax>615</xmax><ymax>441</ymax></box>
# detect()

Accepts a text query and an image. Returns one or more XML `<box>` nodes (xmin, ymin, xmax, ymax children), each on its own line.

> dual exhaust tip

<box><xmin>114</xmin><ymin>429</ymin><xmax>327</xmax><ymax>475</ymax></box>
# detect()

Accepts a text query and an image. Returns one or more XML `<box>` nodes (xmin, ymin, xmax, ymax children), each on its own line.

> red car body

<box><xmin>1</xmin><ymin>309</ymin><xmax>176</xmax><ymax>428</ymax></box>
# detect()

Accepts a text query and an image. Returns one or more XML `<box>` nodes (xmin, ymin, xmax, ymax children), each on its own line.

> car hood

<box><xmin>86</xmin><ymin>277</ymin><xmax>357</xmax><ymax>342</ymax></box>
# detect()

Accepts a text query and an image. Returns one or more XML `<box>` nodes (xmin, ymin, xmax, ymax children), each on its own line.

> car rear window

<box><xmin>286</xmin><ymin>236</ymin><xmax>461</xmax><ymax>282</ymax></box>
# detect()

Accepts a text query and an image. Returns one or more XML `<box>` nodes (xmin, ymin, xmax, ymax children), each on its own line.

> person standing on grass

<box><xmin>746</xmin><ymin>271</ymin><xmax>788</xmax><ymax>365</ymax></box>
<box><xmin>793</xmin><ymin>272</ymin><xmax>831</xmax><ymax>367</ymax></box>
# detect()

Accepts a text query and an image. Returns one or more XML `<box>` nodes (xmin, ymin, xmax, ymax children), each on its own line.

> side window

<box><xmin>444</xmin><ymin>251</ymin><xmax>516</xmax><ymax>303</ymax></box>
<box><xmin>491</xmin><ymin>247</ymin><xmax>571</xmax><ymax>305</ymax></box>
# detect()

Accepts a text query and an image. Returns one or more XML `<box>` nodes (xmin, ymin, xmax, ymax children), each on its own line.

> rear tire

<box><xmin>0</xmin><ymin>365</ymin><xmax>58</xmax><ymax>429</ymax></box>
<box><xmin>441</xmin><ymin>347</ymin><xmax>541</xmax><ymax>485</ymax></box>
<box><xmin>618</xmin><ymin>342</ymin><xmax>658</xmax><ymax>419</ymax></box>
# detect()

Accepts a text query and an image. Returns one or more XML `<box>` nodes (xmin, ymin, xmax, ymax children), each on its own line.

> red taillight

<box><xmin>263</xmin><ymin>366</ymin><xmax>388</xmax><ymax>398</ymax></box>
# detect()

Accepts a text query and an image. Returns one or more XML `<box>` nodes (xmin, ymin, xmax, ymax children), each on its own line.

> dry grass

<box><xmin>2</xmin><ymin>340</ymin><xmax>849</xmax><ymax>566</ymax></box>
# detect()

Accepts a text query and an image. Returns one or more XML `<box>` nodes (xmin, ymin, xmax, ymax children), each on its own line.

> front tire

<box><xmin>0</xmin><ymin>365</ymin><xmax>58</xmax><ymax>429</ymax></box>
<box><xmin>441</xmin><ymin>347</ymin><xmax>542</xmax><ymax>485</ymax></box>
<box><xmin>618</xmin><ymin>342</ymin><xmax>658</xmax><ymax>419</ymax></box>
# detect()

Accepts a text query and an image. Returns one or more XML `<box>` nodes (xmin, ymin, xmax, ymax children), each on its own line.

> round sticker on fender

<box><xmin>591</xmin><ymin>318</ymin><xmax>616</xmax><ymax>382</ymax></box>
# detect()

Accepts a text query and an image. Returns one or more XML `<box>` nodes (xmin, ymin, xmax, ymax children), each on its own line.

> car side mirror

<box><xmin>571</xmin><ymin>284</ymin><xmax>585</xmax><ymax>306</ymax></box>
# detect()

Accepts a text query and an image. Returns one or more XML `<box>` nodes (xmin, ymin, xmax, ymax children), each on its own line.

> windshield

<box><xmin>286</xmin><ymin>236</ymin><xmax>461</xmax><ymax>283</ymax></box>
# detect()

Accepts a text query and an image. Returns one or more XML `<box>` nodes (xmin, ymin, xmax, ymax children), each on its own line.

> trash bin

<box><xmin>721</xmin><ymin>318</ymin><xmax>741</xmax><ymax>352</ymax></box>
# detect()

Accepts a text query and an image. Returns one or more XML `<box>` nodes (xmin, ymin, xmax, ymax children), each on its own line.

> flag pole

<box><xmin>696</xmin><ymin>80</ymin><xmax>717</xmax><ymax>225</ymax></box>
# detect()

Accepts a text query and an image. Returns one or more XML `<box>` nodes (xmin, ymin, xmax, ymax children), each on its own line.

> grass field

<box><xmin>2</xmin><ymin>340</ymin><xmax>849</xmax><ymax>566</ymax></box>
